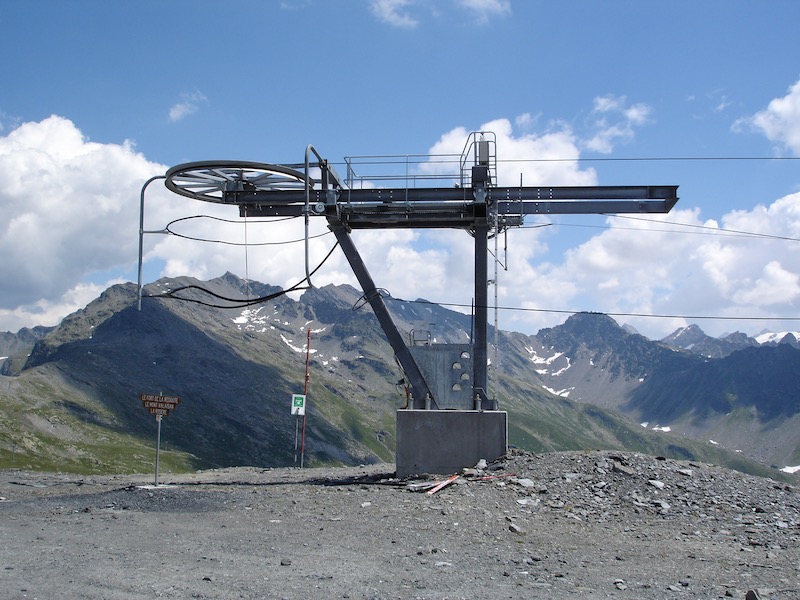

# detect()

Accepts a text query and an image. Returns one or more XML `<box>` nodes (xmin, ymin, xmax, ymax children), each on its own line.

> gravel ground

<box><xmin>1</xmin><ymin>450</ymin><xmax>798</xmax><ymax>600</ymax></box>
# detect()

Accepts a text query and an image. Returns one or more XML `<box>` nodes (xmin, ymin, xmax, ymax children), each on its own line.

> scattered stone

<box><xmin>612</xmin><ymin>461</ymin><xmax>636</xmax><ymax>476</ymax></box>
<box><xmin>3</xmin><ymin>449</ymin><xmax>798</xmax><ymax>599</ymax></box>
<box><xmin>513</xmin><ymin>477</ymin><xmax>536</xmax><ymax>488</ymax></box>
<box><xmin>526</xmin><ymin>554</ymin><xmax>544</xmax><ymax>563</ymax></box>
<box><xmin>654</xmin><ymin>499</ymin><xmax>671</xmax><ymax>513</ymax></box>
<box><xmin>515</xmin><ymin>497</ymin><xmax>539</xmax><ymax>507</ymax></box>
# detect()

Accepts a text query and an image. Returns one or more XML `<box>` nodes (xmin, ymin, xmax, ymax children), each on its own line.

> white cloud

<box><xmin>421</xmin><ymin>117</ymin><xmax>597</xmax><ymax>186</ymax></box>
<box><xmin>168</xmin><ymin>90</ymin><xmax>207</xmax><ymax>122</ymax></box>
<box><xmin>0</xmin><ymin>110</ymin><xmax>21</xmax><ymax>134</ymax></box>
<box><xmin>0</xmin><ymin>116</ymin><xmax>162</xmax><ymax>318</ymax></box>
<box><xmin>515</xmin><ymin>192</ymin><xmax>800</xmax><ymax>338</ymax></box>
<box><xmin>514</xmin><ymin>112</ymin><xmax>537</xmax><ymax>130</ymax></box>
<box><xmin>4</xmin><ymin>114</ymin><xmax>800</xmax><ymax>343</ymax></box>
<box><xmin>350</xmin><ymin>134</ymin><xmax>798</xmax><ymax>340</ymax></box>
<box><xmin>457</xmin><ymin>0</ymin><xmax>511</xmax><ymax>23</ymax></box>
<box><xmin>147</xmin><ymin>210</ymin><xmax>343</xmax><ymax>294</ymax></box>
<box><xmin>369</xmin><ymin>0</ymin><xmax>510</xmax><ymax>27</ymax></box>
<box><xmin>733</xmin><ymin>261</ymin><xmax>800</xmax><ymax>305</ymax></box>
<box><xmin>735</xmin><ymin>78</ymin><xmax>800</xmax><ymax>155</ymax></box>
<box><xmin>583</xmin><ymin>94</ymin><xmax>653</xmax><ymax>154</ymax></box>
<box><xmin>0</xmin><ymin>280</ymin><xmax>123</xmax><ymax>332</ymax></box>
<box><xmin>369</xmin><ymin>0</ymin><xmax>418</xmax><ymax>28</ymax></box>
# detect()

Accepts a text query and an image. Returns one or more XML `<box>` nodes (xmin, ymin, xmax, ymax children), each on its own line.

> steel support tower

<box><xmin>146</xmin><ymin>133</ymin><xmax>679</xmax><ymax>474</ymax></box>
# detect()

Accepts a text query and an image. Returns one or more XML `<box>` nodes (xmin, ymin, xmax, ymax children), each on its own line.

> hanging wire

<box><xmin>352</xmin><ymin>288</ymin><xmax>391</xmax><ymax>311</ymax></box>
<box><xmin>141</xmin><ymin>242</ymin><xmax>340</xmax><ymax>309</ymax></box>
<box><xmin>402</xmin><ymin>298</ymin><xmax>800</xmax><ymax>323</ymax></box>
<box><xmin>243</xmin><ymin>207</ymin><xmax>251</xmax><ymax>300</ymax></box>
<box><xmin>605</xmin><ymin>214</ymin><xmax>800</xmax><ymax>243</ymax></box>
<box><xmin>162</xmin><ymin>214</ymin><xmax>332</xmax><ymax>246</ymax></box>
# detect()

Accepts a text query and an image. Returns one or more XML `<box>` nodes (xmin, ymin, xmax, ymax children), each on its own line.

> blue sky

<box><xmin>1</xmin><ymin>0</ymin><xmax>800</xmax><ymax>340</ymax></box>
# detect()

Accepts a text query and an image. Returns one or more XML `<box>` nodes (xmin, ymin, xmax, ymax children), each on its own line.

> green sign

<box><xmin>291</xmin><ymin>393</ymin><xmax>306</xmax><ymax>416</ymax></box>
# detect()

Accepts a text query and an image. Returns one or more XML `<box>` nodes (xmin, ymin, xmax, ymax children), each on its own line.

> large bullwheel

<box><xmin>165</xmin><ymin>161</ymin><xmax>311</xmax><ymax>203</ymax></box>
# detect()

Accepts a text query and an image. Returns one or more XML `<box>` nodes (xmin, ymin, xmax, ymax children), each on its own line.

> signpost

<box><xmin>291</xmin><ymin>394</ymin><xmax>306</xmax><ymax>416</ymax></box>
<box><xmin>140</xmin><ymin>393</ymin><xmax>180</xmax><ymax>485</ymax></box>
<box><xmin>293</xmin><ymin>328</ymin><xmax>312</xmax><ymax>468</ymax></box>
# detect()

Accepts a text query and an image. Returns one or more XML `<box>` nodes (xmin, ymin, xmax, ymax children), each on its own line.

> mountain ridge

<box><xmin>0</xmin><ymin>274</ymin><xmax>797</xmax><ymax>477</ymax></box>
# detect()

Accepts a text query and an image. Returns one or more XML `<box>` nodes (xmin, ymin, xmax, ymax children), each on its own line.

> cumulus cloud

<box><xmin>0</xmin><ymin>116</ymin><xmax>164</xmax><ymax>329</ymax></box>
<box><xmin>420</xmin><ymin>116</ymin><xmax>598</xmax><ymax>186</ymax></box>
<box><xmin>514</xmin><ymin>193</ymin><xmax>800</xmax><ymax>338</ymax></box>
<box><xmin>735</xmin><ymin>78</ymin><xmax>800</xmax><ymax>155</ymax></box>
<box><xmin>168</xmin><ymin>90</ymin><xmax>207</xmax><ymax>122</ymax></box>
<box><xmin>3</xmin><ymin>114</ymin><xmax>800</xmax><ymax>341</ymax></box>
<box><xmin>583</xmin><ymin>94</ymin><xmax>653</xmax><ymax>154</ymax></box>
<box><xmin>399</xmin><ymin>115</ymin><xmax>800</xmax><ymax>338</ymax></box>
<box><xmin>0</xmin><ymin>281</ymin><xmax>124</xmax><ymax>334</ymax></box>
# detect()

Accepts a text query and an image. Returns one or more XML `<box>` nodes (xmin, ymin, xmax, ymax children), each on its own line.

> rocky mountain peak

<box><xmin>4</xmin><ymin>273</ymin><xmax>800</xmax><ymax>475</ymax></box>
<box><xmin>661</xmin><ymin>323</ymin><xmax>758</xmax><ymax>359</ymax></box>
<box><xmin>537</xmin><ymin>311</ymin><xmax>640</xmax><ymax>355</ymax></box>
<box><xmin>661</xmin><ymin>324</ymin><xmax>705</xmax><ymax>348</ymax></box>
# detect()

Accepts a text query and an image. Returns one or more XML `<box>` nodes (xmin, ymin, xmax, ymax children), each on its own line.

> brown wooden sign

<box><xmin>140</xmin><ymin>394</ymin><xmax>181</xmax><ymax>417</ymax></box>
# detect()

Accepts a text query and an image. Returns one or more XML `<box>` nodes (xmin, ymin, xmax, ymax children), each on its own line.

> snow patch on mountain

<box><xmin>640</xmin><ymin>422</ymin><xmax>671</xmax><ymax>432</ymax></box>
<box><xmin>543</xmin><ymin>385</ymin><xmax>574</xmax><ymax>398</ymax></box>
<box><xmin>280</xmin><ymin>334</ymin><xmax>317</xmax><ymax>354</ymax></box>
<box><xmin>525</xmin><ymin>347</ymin><xmax>571</xmax><ymax>375</ymax></box>
<box><xmin>232</xmin><ymin>306</ymin><xmax>273</xmax><ymax>330</ymax></box>
<box><xmin>755</xmin><ymin>331</ymin><xmax>800</xmax><ymax>344</ymax></box>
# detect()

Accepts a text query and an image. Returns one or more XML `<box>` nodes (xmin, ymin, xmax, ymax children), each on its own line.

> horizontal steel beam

<box><xmin>493</xmin><ymin>185</ymin><xmax>678</xmax><ymax>201</ymax></box>
<box><xmin>229</xmin><ymin>184</ymin><xmax>676</xmax><ymax>205</ymax></box>
<box><xmin>234</xmin><ymin>185</ymin><xmax>679</xmax><ymax>223</ymax></box>
<box><xmin>497</xmin><ymin>199</ymin><xmax>676</xmax><ymax>215</ymax></box>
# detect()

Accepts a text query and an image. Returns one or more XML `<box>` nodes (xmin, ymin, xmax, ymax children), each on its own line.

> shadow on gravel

<box><xmin>0</xmin><ymin>470</ymin><xmax>407</xmax><ymax>516</ymax></box>
<box><xmin>167</xmin><ymin>470</ymin><xmax>401</xmax><ymax>489</ymax></box>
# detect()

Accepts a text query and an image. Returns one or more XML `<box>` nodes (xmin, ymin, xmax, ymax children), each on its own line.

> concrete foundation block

<box><xmin>395</xmin><ymin>409</ymin><xmax>507</xmax><ymax>477</ymax></box>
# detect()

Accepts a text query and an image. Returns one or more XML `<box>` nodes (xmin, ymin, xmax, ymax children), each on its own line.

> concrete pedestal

<box><xmin>395</xmin><ymin>409</ymin><xmax>507</xmax><ymax>477</ymax></box>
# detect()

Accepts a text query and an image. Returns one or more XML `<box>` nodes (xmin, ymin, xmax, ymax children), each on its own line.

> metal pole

<box><xmin>328</xmin><ymin>222</ymin><xmax>433</xmax><ymax>407</ymax></box>
<box><xmin>154</xmin><ymin>414</ymin><xmax>162</xmax><ymax>486</ymax></box>
<box><xmin>492</xmin><ymin>216</ymin><xmax>500</xmax><ymax>403</ymax></box>
<box><xmin>137</xmin><ymin>175</ymin><xmax>166</xmax><ymax>311</ymax></box>
<box><xmin>301</xmin><ymin>328</ymin><xmax>311</xmax><ymax>468</ymax></box>
<box><xmin>300</xmin><ymin>415</ymin><xmax>306</xmax><ymax>469</ymax></box>
<box><xmin>304</xmin><ymin>145</ymin><xmax>327</xmax><ymax>288</ymax></box>
<box><xmin>293</xmin><ymin>415</ymin><xmax>299</xmax><ymax>467</ymax></box>
<box><xmin>474</xmin><ymin>220</ymin><xmax>489</xmax><ymax>409</ymax></box>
